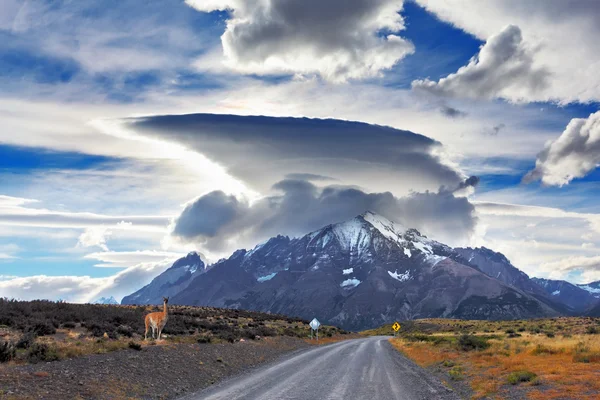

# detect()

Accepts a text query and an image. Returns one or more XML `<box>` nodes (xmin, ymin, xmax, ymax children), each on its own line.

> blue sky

<box><xmin>1</xmin><ymin>0</ymin><xmax>600</xmax><ymax>302</ymax></box>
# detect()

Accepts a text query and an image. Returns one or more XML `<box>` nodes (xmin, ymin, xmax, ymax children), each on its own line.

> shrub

<box><xmin>128</xmin><ymin>341</ymin><xmax>142</xmax><ymax>351</ymax></box>
<box><xmin>545</xmin><ymin>331</ymin><xmax>555</xmax><ymax>338</ymax></box>
<box><xmin>27</xmin><ymin>343</ymin><xmax>59</xmax><ymax>363</ymax></box>
<box><xmin>117</xmin><ymin>325</ymin><xmax>133</xmax><ymax>338</ymax></box>
<box><xmin>507</xmin><ymin>370</ymin><xmax>537</xmax><ymax>385</ymax></box>
<box><xmin>28</xmin><ymin>322</ymin><xmax>56</xmax><ymax>336</ymax></box>
<box><xmin>197</xmin><ymin>335</ymin><xmax>212</xmax><ymax>344</ymax></box>
<box><xmin>458</xmin><ymin>334</ymin><xmax>490</xmax><ymax>351</ymax></box>
<box><xmin>62</xmin><ymin>321</ymin><xmax>76</xmax><ymax>329</ymax></box>
<box><xmin>0</xmin><ymin>339</ymin><xmax>16</xmax><ymax>363</ymax></box>
<box><xmin>16</xmin><ymin>332</ymin><xmax>36</xmax><ymax>349</ymax></box>
<box><xmin>586</xmin><ymin>326</ymin><xmax>598</xmax><ymax>335</ymax></box>
<box><xmin>448</xmin><ymin>366</ymin><xmax>464</xmax><ymax>380</ymax></box>
<box><xmin>530</xmin><ymin>344</ymin><xmax>559</xmax><ymax>355</ymax></box>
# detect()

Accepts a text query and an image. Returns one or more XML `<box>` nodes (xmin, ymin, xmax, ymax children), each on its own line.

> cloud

<box><xmin>170</xmin><ymin>178</ymin><xmax>478</xmax><ymax>256</ymax></box>
<box><xmin>0</xmin><ymin>194</ymin><xmax>170</xmax><ymax>232</ymax></box>
<box><xmin>491</xmin><ymin>123</ymin><xmax>506</xmax><ymax>136</ymax></box>
<box><xmin>0</xmin><ymin>258</ymin><xmax>175</xmax><ymax>303</ymax></box>
<box><xmin>83</xmin><ymin>250</ymin><xmax>182</xmax><ymax>268</ymax></box>
<box><xmin>413</xmin><ymin>25</ymin><xmax>549</xmax><ymax>102</ymax></box>
<box><xmin>539</xmin><ymin>255</ymin><xmax>600</xmax><ymax>283</ymax></box>
<box><xmin>187</xmin><ymin>0</ymin><xmax>414</xmax><ymax>82</ymax></box>
<box><xmin>439</xmin><ymin>105</ymin><xmax>467</xmax><ymax>118</ymax></box>
<box><xmin>77</xmin><ymin>227</ymin><xmax>113</xmax><ymax>251</ymax></box>
<box><xmin>127</xmin><ymin>113</ymin><xmax>465</xmax><ymax>196</ymax></box>
<box><xmin>414</xmin><ymin>0</ymin><xmax>600</xmax><ymax>104</ymax></box>
<box><xmin>524</xmin><ymin>111</ymin><xmax>600</xmax><ymax>186</ymax></box>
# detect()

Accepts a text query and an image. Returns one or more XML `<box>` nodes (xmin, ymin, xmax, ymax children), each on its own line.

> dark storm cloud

<box><xmin>127</xmin><ymin>113</ymin><xmax>465</xmax><ymax>194</ymax></box>
<box><xmin>171</xmin><ymin>179</ymin><xmax>478</xmax><ymax>251</ymax></box>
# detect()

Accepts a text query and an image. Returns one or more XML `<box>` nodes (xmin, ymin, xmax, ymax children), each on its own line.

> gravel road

<box><xmin>183</xmin><ymin>336</ymin><xmax>460</xmax><ymax>400</ymax></box>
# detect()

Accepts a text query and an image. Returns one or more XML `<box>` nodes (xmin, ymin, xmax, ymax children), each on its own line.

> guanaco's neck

<box><xmin>163</xmin><ymin>301</ymin><xmax>168</xmax><ymax>316</ymax></box>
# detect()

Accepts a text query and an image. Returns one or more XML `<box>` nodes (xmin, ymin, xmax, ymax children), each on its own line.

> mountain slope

<box><xmin>126</xmin><ymin>212</ymin><xmax>559</xmax><ymax>330</ymax></box>
<box><xmin>577</xmin><ymin>281</ymin><xmax>600</xmax><ymax>299</ymax></box>
<box><xmin>454</xmin><ymin>247</ymin><xmax>577</xmax><ymax>315</ymax></box>
<box><xmin>532</xmin><ymin>278</ymin><xmax>598</xmax><ymax>313</ymax></box>
<box><xmin>122</xmin><ymin>252</ymin><xmax>205</xmax><ymax>305</ymax></box>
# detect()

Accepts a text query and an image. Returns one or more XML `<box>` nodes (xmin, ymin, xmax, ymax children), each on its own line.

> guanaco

<box><xmin>144</xmin><ymin>297</ymin><xmax>169</xmax><ymax>340</ymax></box>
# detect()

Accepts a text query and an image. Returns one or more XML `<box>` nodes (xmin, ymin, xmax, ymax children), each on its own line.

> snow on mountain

<box><xmin>94</xmin><ymin>296</ymin><xmax>118</xmax><ymax>305</ymax></box>
<box><xmin>577</xmin><ymin>281</ymin><xmax>600</xmax><ymax>298</ymax></box>
<box><xmin>125</xmin><ymin>212</ymin><xmax>562</xmax><ymax>329</ymax></box>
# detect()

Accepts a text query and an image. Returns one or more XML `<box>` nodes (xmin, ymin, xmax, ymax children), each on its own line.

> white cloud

<box><xmin>472</xmin><ymin>201</ymin><xmax>600</xmax><ymax>282</ymax></box>
<box><xmin>415</xmin><ymin>0</ymin><xmax>600</xmax><ymax>104</ymax></box>
<box><xmin>187</xmin><ymin>0</ymin><xmax>414</xmax><ymax>82</ymax></box>
<box><xmin>83</xmin><ymin>250</ymin><xmax>182</xmax><ymax>268</ymax></box>
<box><xmin>0</xmin><ymin>194</ymin><xmax>171</xmax><ymax>231</ymax></box>
<box><xmin>524</xmin><ymin>111</ymin><xmax>600</xmax><ymax>186</ymax></box>
<box><xmin>77</xmin><ymin>227</ymin><xmax>113</xmax><ymax>251</ymax></box>
<box><xmin>0</xmin><ymin>258</ymin><xmax>175</xmax><ymax>303</ymax></box>
<box><xmin>413</xmin><ymin>25</ymin><xmax>549</xmax><ymax>102</ymax></box>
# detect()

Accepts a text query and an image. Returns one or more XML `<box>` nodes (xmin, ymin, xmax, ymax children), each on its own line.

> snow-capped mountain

<box><xmin>124</xmin><ymin>212</ymin><xmax>560</xmax><ymax>329</ymax></box>
<box><xmin>531</xmin><ymin>278</ymin><xmax>598</xmax><ymax>313</ymax></box>
<box><xmin>122</xmin><ymin>252</ymin><xmax>206</xmax><ymax>305</ymax></box>
<box><xmin>94</xmin><ymin>296</ymin><xmax>119</xmax><ymax>305</ymax></box>
<box><xmin>577</xmin><ymin>281</ymin><xmax>600</xmax><ymax>299</ymax></box>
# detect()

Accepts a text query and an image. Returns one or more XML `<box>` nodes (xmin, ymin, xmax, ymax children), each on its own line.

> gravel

<box><xmin>0</xmin><ymin>337</ymin><xmax>309</xmax><ymax>400</ymax></box>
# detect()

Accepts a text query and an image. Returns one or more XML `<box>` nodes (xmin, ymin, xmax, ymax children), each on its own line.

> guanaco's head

<box><xmin>163</xmin><ymin>296</ymin><xmax>169</xmax><ymax>304</ymax></box>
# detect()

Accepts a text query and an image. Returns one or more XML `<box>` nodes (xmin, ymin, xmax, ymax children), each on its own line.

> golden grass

<box><xmin>389</xmin><ymin>320</ymin><xmax>600</xmax><ymax>400</ymax></box>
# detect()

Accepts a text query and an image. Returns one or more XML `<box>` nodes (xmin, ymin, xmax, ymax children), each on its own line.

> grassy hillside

<box><xmin>0</xmin><ymin>299</ymin><xmax>346</xmax><ymax>364</ymax></box>
<box><xmin>369</xmin><ymin>317</ymin><xmax>600</xmax><ymax>399</ymax></box>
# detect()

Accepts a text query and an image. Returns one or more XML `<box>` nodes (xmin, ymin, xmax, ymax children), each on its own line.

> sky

<box><xmin>1</xmin><ymin>0</ymin><xmax>600</xmax><ymax>303</ymax></box>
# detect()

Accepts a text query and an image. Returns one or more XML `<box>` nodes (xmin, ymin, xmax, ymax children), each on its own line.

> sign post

<box><xmin>392</xmin><ymin>321</ymin><xmax>401</xmax><ymax>337</ymax></box>
<box><xmin>309</xmin><ymin>318</ymin><xmax>321</xmax><ymax>341</ymax></box>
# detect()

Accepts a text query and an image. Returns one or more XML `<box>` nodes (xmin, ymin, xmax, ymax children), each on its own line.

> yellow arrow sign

<box><xmin>392</xmin><ymin>322</ymin><xmax>401</xmax><ymax>332</ymax></box>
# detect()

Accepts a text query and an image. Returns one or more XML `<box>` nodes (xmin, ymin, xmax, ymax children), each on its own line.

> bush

<box><xmin>16</xmin><ymin>332</ymin><xmax>36</xmax><ymax>349</ymax></box>
<box><xmin>28</xmin><ymin>322</ymin><xmax>56</xmax><ymax>336</ymax></box>
<box><xmin>117</xmin><ymin>325</ymin><xmax>133</xmax><ymax>338</ymax></box>
<box><xmin>27</xmin><ymin>343</ymin><xmax>59</xmax><ymax>363</ymax></box>
<box><xmin>586</xmin><ymin>326</ymin><xmax>598</xmax><ymax>335</ymax></box>
<box><xmin>530</xmin><ymin>344</ymin><xmax>559</xmax><ymax>355</ymax></box>
<box><xmin>545</xmin><ymin>331</ymin><xmax>555</xmax><ymax>338</ymax></box>
<box><xmin>62</xmin><ymin>321</ymin><xmax>76</xmax><ymax>329</ymax></box>
<box><xmin>197</xmin><ymin>335</ymin><xmax>212</xmax><ymax>344</ymax></box>
<box><xmin>448</xmin><ymin>366</ymin><xmax>464</xmax><ymax>380</ymax></box>
<box><xmin>458</xmin><ymin>334</ymin><xmax>490</xmax><ymax>351</ymax></box>
<box><xmin>507</xmin><ymin>370</ymin><xmax>537</xmax><ymax>385</ymax></box>
<box><xmin>0</xmin><ymin>339</ymin><xmax>16</xmax><ymax>363</ymax></box>
<box><xmin>128</xmin><ymin>341</ymin><xmax>142</xmax><ymax>351</ymax></box>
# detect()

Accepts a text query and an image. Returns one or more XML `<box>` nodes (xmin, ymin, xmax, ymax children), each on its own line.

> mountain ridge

<box><xmin>123</xmin><ymin>212</ymin><xmax>570</xmax><ymax>329</ymax></box>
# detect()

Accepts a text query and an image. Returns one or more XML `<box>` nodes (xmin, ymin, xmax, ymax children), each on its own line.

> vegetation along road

<box><xmin>182</xmin><ymin>336</ymin><xmax>459</xmax><ymax>400</ymax></box>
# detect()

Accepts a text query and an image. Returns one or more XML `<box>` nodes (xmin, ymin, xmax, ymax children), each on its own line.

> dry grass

<box><xmin>386</xmin><ymin>317</ymin><xmax>600</xmax><ymax>400</ymax></box>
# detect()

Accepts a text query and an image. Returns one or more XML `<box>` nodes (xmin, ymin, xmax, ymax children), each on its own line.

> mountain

<box><xmin>531</xmin><ymin>278</ymin><xmax>598</xmax><ymax>313</ymax></box>
<box><xmin>454</xmin><ymin>247</ymin><xmax>576</xmax><ymax>314</ymax></box>
<box><xmin>94</xmin><ymin>296</ymin><xmax>119</xmax><ymax>305</ymax></box>
<box><xmin>577</xmin><ymin>281</ymin><xmax>600</xmax><ymax>299</ymax></box>
<box><xmin>122</xmin><ymin>252</ymin><xmax>206</xmax><ymax>305</ymax></box>
<box><xmin>124</xmin><ymin>212</ymin><xmax>559</xmax><ymax>330</ymax></box>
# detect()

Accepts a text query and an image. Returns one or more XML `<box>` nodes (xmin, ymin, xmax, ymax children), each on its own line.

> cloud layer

<box><xmin>171</xmin><ymin>178</ymin><xmax>479</xmax><ymax>255</ymax></box>
<box><xmin>413</xmin><ymin>25</ymin><xmax>549</xmax><ymax>102</ymax></box>
<box><xmin>0</xmin><ymin>258</ymin><xmax>175</xmax><ymax>303</ymax></box>
<box><xmin>524</xmin><ymin>111</ymin><xmax>600</xmax><ymax>186</ymax></box>
<box><xmin>128</xmin><ymin>113</ymin><xmax>464</xmax><ymax>196</ymax></box>
<box><xmin>187</xmin><ymin>0</ymin><xmax>414</xmax><ymax>81</ymax></box>
<box><xmin>414</xmin><ymin>0</ymin><xmax>600</xmax><ymax>104</ymax></box>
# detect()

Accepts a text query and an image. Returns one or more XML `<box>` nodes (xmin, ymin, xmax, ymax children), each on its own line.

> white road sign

<box><xmin>309</xmin><ymin>318</ymin><xmax>321</xmax><ymax>330</ymax></box>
